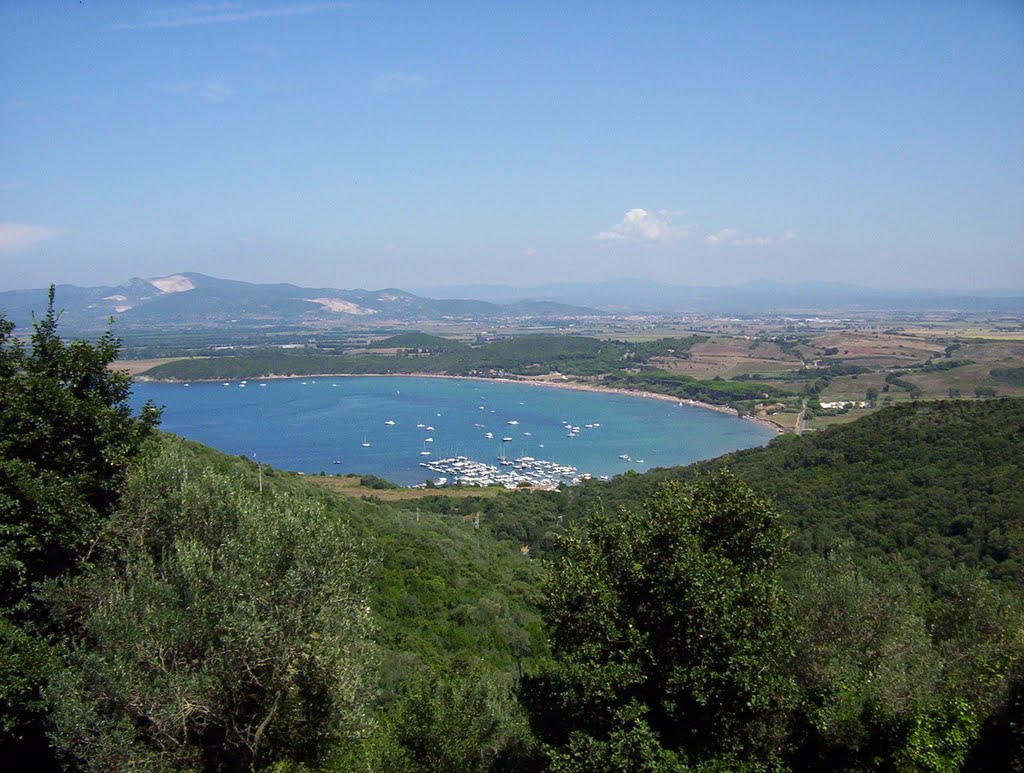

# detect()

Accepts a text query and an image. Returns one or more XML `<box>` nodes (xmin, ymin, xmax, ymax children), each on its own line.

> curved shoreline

<box><xmin>138</xmin><ymin>370</ymin><xmax>785</xmax><ymax>435</ymax></box>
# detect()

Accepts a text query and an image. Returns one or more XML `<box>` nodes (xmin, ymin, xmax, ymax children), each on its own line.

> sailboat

<box><xmin>361</xmin><ymin>435</ymin><xmax>370</xmax><ymax>448</ymax></box>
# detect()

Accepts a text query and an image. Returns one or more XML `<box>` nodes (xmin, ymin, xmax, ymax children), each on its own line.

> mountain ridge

<box><xmin>0</xmin><ymin>272</ymin><xmax>606</xmax><ymax>331</ymax></box>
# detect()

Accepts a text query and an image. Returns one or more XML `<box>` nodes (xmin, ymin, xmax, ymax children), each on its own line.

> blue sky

<box><xmin>1</xmin><ymin>1</ymin><xmax>1021</xmax><ymax>291</ymax></box>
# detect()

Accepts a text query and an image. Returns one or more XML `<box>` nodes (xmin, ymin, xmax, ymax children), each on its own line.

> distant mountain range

<box><xmin>3</xmin><ymin>273</ymin><xmax>1022</xmax><ymax>334</ymax></box>
<box><xmin>415</xmin><ymin>279</ymin><xmax>1024</xmax><ymax>313</ymax></box>
<box><xmin>0</xmin><ymin>273</ymin><xmax>605</xmax><ymax>332</ymax></box>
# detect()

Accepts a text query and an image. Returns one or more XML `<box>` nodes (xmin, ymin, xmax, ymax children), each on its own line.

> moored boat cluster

<box><xmin>418</xmin><ymin>455</ymin><xmax>589</xmax><ymax>489</ymax></box>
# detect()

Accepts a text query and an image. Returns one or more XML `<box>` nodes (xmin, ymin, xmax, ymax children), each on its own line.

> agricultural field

<box><xmin>808</xmin><ymin>330</ymin><xmax>945</xmax><ymax>367</ymax></box>
<box><xmin>655</xmin><ymin>336</ymin><xmax>803</xmax><ymax>379</ymax></box>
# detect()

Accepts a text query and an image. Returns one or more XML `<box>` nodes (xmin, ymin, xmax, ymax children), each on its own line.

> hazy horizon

<box><xmin>4</xmin><ymin>269</ymin><xmax>1024</xmax><ymax>299</ymax></box>
<box><xmin>2</xmin><ymin>2</ymin><xmax>1022</xmax><ymax>292</ymax></box>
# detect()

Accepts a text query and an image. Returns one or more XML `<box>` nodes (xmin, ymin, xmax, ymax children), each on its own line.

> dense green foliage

<box><xmin>0</xmin><ymin>291</ymin><xmax>160</xmax><ymax>755</ymax></box>
<box><xmin>0</xmin><ymin>292</ymin><xmax>160</xmax><ymax>615</ymax></box>
<box><xmin>524</xmin><ymin>474</ymin><xmax>795</xmax><ymax>770</ymax></box>
<box><xmin>47</xmin><ymin>436</ymin><xmax>376</xmax><ymax>770</ymax></box>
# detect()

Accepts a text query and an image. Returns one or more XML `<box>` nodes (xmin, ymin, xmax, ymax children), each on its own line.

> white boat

<box><xmin>259</xmin><ymin>383</ymin><xmax>267</xmax><ymax>387</ymax></box>
<box><xmin>636</xmin><ymin>459</ymin><xmax>644</xmax><ymax>463</ymax></box>
<box><xmin>416</xmin><ymin>422</ymin><xmax>425</xmax><ymax>428</ymax></box>
<box><xmin>362</xmin><ymin>436</ymin><xmax>370</xmax><ymax>448</ymax></box>
<box><xmin>425</xmin><ymin>426</ymin><xmax>435</xmax><ymax>431</ymax></box>
<box><xmin>484</xmin><ymin>432</ymin><xmax>493</xmax><ymax>439</ymax></box>
<box><xmin>384</xmin><ymin>420</ymin><xmax>396</xmax><ymax>426</ymax></box>
<box><xmin>507</xmin><ymin>420</ymin><xmax>519</xmax><ymax>425</ymax></box>
<box><xmin>523</xmin><ymin>432</ymin><xmax>532</xmax><ymax>436</ymax></box>
<box><xmin>424</xmin><ymin>437</ymin><xmax>433</xmax><ymax>442</ymax></box>
<box><xmin>618</xmin><ymin>454</ymin><xmax>631</xmax><ymax>461</ymax></box>
<box><xmin>502</xmin><ymin>437</ymin><xmax>513</xmax><ymax>442</ymax></box>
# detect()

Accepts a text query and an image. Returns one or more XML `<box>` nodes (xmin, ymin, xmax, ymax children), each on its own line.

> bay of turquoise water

<box><xmin>130</xmin><ymin>377</ymin><xmax>775</xmax><ymax>486</ymax></box>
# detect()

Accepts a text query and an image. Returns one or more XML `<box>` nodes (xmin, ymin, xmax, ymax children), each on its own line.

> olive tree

<box><xmin>46</xmin><ymin>437</ymin><xmax>377</xmax><ymax>771</ymax></box>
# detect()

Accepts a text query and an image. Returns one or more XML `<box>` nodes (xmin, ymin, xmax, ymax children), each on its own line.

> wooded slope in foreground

<box><xmin>2</xmin><ymin>300</ymin><xmax>1021</xmax><ymax>770</ymax></box>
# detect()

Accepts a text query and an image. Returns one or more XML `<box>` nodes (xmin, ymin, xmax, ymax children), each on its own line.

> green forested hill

<box><xmin>370</xmin><ymin>332</ymin><xmax>470</xmax><ymax>352</ymax></box>
<box><xmin>571</xmin><ymin>398</ymin><xmax>1024</xmax><ymax>590</ymax></box>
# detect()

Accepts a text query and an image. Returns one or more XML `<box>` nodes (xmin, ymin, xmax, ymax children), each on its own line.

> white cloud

<box><xmin>705</xmin><ymin>228</ymin><xmax>796</xmax><ymax>249</ymax></box>
<box><xmin>595</xmin><ymin>208</ymin><xmax>690</xmax><ymax>244</ymax></box>
<box><xmin>521</xmin><ymin>246</ymin><xmax>538</xmax><ymax>256</ymax></box>
<box><xmin>0</xmin><ymin>222</ymin><xmax>67</xmax><ymax>253</ymax></box>
<box><xmin>704</xmin><ymin>228</ymin><xmax>739</xmax><ymax>246</ymax></box>
<box><xmin>372</xmin><ymin>72</ymin><xmax>429</xmax><ymax>91</ymax></box>
<box><xmin>168</xmin><ymin>80</ymin><xmax>236</xmax><ymax>102</ymax></box>
<box><xmin>117</xmin><ymin>2</ymin><xmax>356</xmax><ymax>31</ymax></box>
<box><xmin>382</xmin><ymin>242</ymin><xmax>398</xmax><ymax>251</ymax></box>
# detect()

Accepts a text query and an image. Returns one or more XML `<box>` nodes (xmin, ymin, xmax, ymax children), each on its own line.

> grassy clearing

<box><xmin>761</xmin><ymin>409</ymin><xmax>801</xmax><ymax>432</ymax></box>
<box><xmin>115</xmin><ymin>357</ymin><xmax>194</xmax><ymax>375</ymax></box>
<box><xmin>804</xmin><ymin>408</ymin><xmax>880</xmax><ymax>431</ymax></box>
<box><xmin>308</xmin><ymin>475</ymin><xmax>516</xmax><ymax>501</ymax></box>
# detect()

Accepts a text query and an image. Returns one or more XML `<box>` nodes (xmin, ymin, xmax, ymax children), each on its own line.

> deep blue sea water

<box><xmin>131</xmin><ymin>377</ymin><xmax>776</xmax><ymax>486</ymax></box>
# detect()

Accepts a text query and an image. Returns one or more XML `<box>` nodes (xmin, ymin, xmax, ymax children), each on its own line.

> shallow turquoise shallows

<box><xmin>131</xmin><ymin>377</ymin><xmax>776</xmax><ymax>486</ymax></box>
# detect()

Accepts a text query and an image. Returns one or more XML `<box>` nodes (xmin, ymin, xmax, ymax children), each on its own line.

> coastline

<box><xmin>136</xmin><ymin>369</ymin><xmax>785</xmax><ymax>434</ymax></box>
